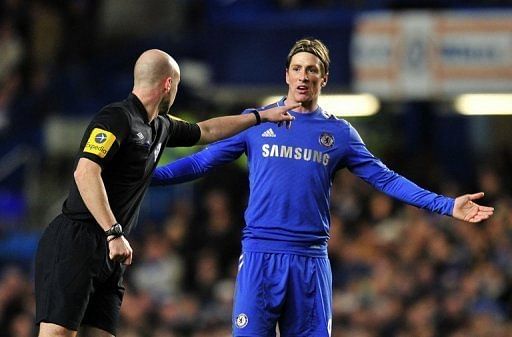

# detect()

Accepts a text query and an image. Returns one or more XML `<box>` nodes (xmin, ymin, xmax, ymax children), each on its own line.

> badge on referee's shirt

<box><xmin>83</xmin><ymin>128</ymin><xmax>116</xmax><ymax>158</ymax></box>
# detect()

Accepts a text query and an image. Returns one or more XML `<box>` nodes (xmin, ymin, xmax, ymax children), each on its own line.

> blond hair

<box><xmin>286</xmin><ymin>38</ymin><xmax>330</xmax><ymax>75</ymax></box>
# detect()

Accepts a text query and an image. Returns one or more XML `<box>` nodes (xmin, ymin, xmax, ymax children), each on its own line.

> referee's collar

<box><xmin>128</xmin><ymin>93</ymin><xmax>150</xmax><ymax>124</ymax></box>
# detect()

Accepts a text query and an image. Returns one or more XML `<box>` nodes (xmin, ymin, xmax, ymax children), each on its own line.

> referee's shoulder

<box><xmin>95</xmin><ymin>101</ymin><xmax>130</xmax><ymax>120</ymax></box>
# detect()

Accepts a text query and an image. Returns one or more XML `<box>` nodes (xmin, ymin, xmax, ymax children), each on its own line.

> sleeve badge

<box><xmin>83</xmin><ymin>128</ymin><xmax>117</xmax><ymax>158</ymax></box>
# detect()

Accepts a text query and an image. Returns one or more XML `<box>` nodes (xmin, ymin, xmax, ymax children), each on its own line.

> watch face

<box><xmin>106</xmin><ymin>224</ymin><xmax>123</xmax><ymax>236</ymax></box>
<box><xmin>113</xmin><ymin>224</ymin><xmax>122</xmax><ymax>235</ymax></box>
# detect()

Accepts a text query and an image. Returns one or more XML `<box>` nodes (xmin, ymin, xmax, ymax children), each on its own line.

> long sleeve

<box><xmin>344</xmin><ymin>124</ymin><xmax>454</xmax><ymax>216</ymax></box>
<box><xmin>152</xmin><ymin>131</ymin><xmax>247</xmax><ymax>186</ymax></box>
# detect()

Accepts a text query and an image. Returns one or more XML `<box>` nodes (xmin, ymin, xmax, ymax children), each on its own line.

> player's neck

<box><xmin>284</xmin><ymin>98</ymin><xmax>317</xmax><ymax>113</ymax></box>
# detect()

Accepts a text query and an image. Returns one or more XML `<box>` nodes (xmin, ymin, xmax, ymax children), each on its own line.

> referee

<box><xmin>34</xmin><ymin>49</ymin><xmax>297</xmax><ymax>337</ymax></box>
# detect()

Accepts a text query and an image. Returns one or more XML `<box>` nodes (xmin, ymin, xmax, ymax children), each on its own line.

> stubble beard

<box><xmin>158</xmin><ymin>96</ymin><xmax>171</xmax><ymax>115</ymax></box>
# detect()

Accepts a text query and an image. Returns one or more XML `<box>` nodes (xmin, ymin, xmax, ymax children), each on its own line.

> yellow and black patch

<box><xmin>83</xmin><ymin>128</ymin><xmax>116</xmax><ymax>158</ymax></box>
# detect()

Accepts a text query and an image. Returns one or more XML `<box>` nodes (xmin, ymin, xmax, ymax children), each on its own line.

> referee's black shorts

<box><xmin>35</xmin><ymin>214</ymin><xmax>125</xmax><ymax>335</ymax></box>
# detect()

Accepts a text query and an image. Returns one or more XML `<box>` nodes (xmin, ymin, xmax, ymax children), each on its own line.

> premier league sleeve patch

<box><xmin>83</xmin><ymin>128</ymin><xmax>117</xmax><ymax>158</ymax></box>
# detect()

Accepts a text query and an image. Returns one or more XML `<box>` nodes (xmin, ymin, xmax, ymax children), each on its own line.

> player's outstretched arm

<box><xmin>452</xmin><ymin>192</ymin><xmax>494</xmax><ymax>223</ymax></box>
<box><xmin>196</xmin><ymin>103</ymin><xmax>298</xmax><ymax>145</ymax></box>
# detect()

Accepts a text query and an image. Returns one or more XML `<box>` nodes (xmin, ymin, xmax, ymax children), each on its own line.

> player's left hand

<box><xmin>452</xmin><ymin>192</ymin><xmax>494</xmax><ymax>223</ymax></box>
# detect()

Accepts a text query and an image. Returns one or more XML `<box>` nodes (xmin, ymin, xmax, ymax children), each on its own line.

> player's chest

<box><xmin>251</xmin><ymin>123</ymin><xmax>339</xmax><ymax>150</ymax></box>
<box><xmin>248</xmin><ymin>123</ymin><xmax>343</xmax><ymax>167</ymax></box>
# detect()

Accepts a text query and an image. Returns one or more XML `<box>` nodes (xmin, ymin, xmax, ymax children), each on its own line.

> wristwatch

<box><xmin>105</xmin><ymin>223</ymin><xmax>124</xmax><ymax>239</ymax></box>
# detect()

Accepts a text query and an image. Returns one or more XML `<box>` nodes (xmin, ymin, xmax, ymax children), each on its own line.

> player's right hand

<box><xmin>108</xmin><ymin>236</ymin><xmax>133</xmax><ymax>265</ymax></box>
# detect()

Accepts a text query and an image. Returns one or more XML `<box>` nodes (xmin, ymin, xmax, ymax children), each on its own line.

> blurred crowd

<box><xmin>1</xmin><ymin>0</ymin><xmax>510</xmax><ymax>139</ymax></box>
<box><xmin>1</xmin><ymin>0</ymin><xmax>510</xmax><ymax>152</ymax></box>
<box><xmin>0</xmin><ymin>165</ymin><xmax>511</xmax><ymax>337</ymax></box>
<box><xmin>0</xmin><ymin>0</ymin><xmax>100</xmax><ymax>156</ymax></box>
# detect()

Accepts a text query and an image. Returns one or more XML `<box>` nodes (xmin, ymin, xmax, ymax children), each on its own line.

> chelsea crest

<box><xmin>319</xmin><ymin>132</ymin><xmax>334</xmax><ymax>148</ymax></box>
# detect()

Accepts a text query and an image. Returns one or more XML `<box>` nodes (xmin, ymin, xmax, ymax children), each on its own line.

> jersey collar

<box><xmin>277</xmin><ymin>96</ymin><xmax>323</xmax><ymax>116</ymax></box>
<box><xmin>128</xmin><ymin>93</ymin><xmax>150</xmax><ymax>124</ymax></box>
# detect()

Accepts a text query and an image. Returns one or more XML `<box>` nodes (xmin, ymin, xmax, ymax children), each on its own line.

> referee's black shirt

<box><xmin>63</xmin><ymin>93</ymin><xmax>201</xmax><ymax>234</ymax></box>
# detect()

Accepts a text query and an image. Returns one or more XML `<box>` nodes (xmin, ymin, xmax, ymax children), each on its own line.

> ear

<box><xmin>165</xmin><ymin>77</ymin><xmax>172</xmax><ymax>92</ymax></box>
<box><xmin>285</xmin><ymin>69</ymin><xmax>290</xmax><ymax>85</ymax></box>
<box><xmin>321</xmin><ymin>73</ymin><xmax>329</xmax><ymax>87</ymax></box>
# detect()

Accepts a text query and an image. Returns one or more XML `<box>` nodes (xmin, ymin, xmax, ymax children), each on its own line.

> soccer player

<box><xmin>34</xmin><ymin>49</ymin><xmax>296</xmax><ymax>337</ymax></box>
<box><xmin>151</xmin><ymin>38</ymin><xmax>494</xmax><ymax>336</ymax></box>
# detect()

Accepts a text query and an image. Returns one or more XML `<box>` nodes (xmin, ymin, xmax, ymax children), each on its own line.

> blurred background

<box><xmin>1</xmin><ymin>0</ymin><xmax>512</xmax><ymax>336</ymax></box>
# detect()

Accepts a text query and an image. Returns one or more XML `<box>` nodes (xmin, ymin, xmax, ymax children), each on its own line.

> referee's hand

<box><xmin>108</xmin><ymin>236</ymin><xmax>133</xmax><ymax>265</ymax></box>
<box><xmin>260</xmin><ymin>102</ymin><xmax>299</xmax><ymax>129</ymax></box>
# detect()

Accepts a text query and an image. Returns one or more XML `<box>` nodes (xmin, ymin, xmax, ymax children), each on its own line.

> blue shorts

<box><xmin>232</xmin><ymin>251</ymin><xmax>332</xmax><ymax>337</ymax></box>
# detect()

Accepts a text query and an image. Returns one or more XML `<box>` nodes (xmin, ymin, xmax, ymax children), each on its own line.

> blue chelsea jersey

<box><xmin>241</xmin><ymin>106</ymin><xmax>344</xmax><ymax>255</ymax></box>
<box><xmin>152</xmin><ymin>99</ymin><xmax>455</xmax><ymax>257</ymax></box>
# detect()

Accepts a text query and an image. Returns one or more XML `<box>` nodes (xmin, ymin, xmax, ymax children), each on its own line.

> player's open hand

<box><xmin>452</xmin><ymin>192</ymin><xmax>494</xmax><ymax>223</ymax></box>
<box><xmin>260</xmin><ymin>103</ymin><xmax>299</xmax><ymax>129</ymax></box>
<box><xmin>108</xmin><ymin>236</ymin><xmax>133</xmax><ymax>265</ymax></box>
